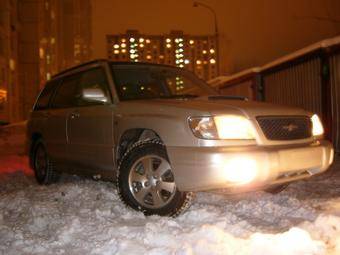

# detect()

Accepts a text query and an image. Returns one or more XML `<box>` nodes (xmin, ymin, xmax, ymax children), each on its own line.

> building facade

<box><xmin>0</xmin><ymin>0</ymin><xmax>19</xmax><ymax>123</ymax></box>
<box><xmin>0</xmin><ymin>0</ymin><xmax>92</xmax><ymax>123</ymax></box>
<box><xmin>107</xmin><ymin>30</ymin><xmax>218</xmax><ymax>81</ymax></box>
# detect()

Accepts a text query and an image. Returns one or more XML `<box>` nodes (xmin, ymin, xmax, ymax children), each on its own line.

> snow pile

<box><xmin>1</xmin><ymin>166</ymin><xmax>340</xmax><ymax>255</ymax></box>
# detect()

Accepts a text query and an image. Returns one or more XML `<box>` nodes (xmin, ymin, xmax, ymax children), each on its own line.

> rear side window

<box><xmin>34</xmin><ymin>80</ymin><xmax>59</xmax><ymax>111</ymax></box>
<box><xmin>51</xmin><ymin>75</ymin><xmax>80</xmax><ymax>108</ymax></box>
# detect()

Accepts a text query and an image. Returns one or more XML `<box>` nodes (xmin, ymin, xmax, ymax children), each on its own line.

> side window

<box><xmin>34</xmin><ymin>80</ymin><xmax>59</xmax><ymax>111</ymax></box>
<box><xmin>51</xmin><ymin>75</ymin><xmax>80</xmax><ymax>109</ymax></box>
<box><xmin>77</xmin><ymin>68</ymin><xmax>111</xmax><ymax>106</ymax></box>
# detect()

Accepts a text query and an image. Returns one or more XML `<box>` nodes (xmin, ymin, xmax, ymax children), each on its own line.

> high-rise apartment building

<box><xmin>107</xmin><ymin>30</ymin><xmax>218</xmax><ymax>81</ymax></box>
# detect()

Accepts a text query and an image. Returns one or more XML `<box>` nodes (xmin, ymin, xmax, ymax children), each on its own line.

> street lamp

<box><xmin>193</xmin><ymin>1</ymin><xmax>220</xmax><ymax>75</ymax></box>
<box><xmin>193</xmin><ymin>1</ymin><xmax>218</xmax><ymax>37</ymax></box>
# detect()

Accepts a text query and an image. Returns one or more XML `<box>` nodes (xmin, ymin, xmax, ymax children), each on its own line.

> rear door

<box><xmin>67</xmin><ymin>67</ymin><xmax>114</xmax><ymax>173</ymax></box>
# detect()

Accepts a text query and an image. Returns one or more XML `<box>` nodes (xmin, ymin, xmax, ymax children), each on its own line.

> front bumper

<box><xmin>167</xmin><ymin>140</ymin><xmax>334</xmax><ymax>192</ymax></box>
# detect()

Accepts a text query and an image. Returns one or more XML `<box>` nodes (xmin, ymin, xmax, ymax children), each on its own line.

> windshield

<box><xmin>111</xmin><ymin>64</ymin><xmax>217</xmax><ymax>101</ymax></box>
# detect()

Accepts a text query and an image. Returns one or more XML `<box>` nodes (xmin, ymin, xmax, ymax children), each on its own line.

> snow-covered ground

<box><xmin>1</xmin><ymin>124</ymin><xmax>340</xmax><ymax>254</ymax></box>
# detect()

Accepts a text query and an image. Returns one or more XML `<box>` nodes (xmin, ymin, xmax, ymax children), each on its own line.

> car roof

<box><xmin>52</xmin><ymin>59</ymin><xmax>181</xmax><ymax>80</ymax></box>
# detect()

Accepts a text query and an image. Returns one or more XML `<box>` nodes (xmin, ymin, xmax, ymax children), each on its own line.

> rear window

<box><xmin>34</xmin><ymin>79</ymin><xmax>60</xmax><ymax>111</ymax></box>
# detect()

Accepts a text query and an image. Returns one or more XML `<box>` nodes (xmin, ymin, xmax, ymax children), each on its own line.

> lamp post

<box><xmin>193</xmin><ymin>1</ymin><xmax>220</xmax><ymax>75</ymax></box>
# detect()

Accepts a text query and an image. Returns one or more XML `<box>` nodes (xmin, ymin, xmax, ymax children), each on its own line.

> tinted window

<box><xmin>34</xmin><ymin>80</ymin><xmax>59</xmax><ymax>110</ymax></box>
<box><xmin>51</xmin><ymin>75</ymin><xmax>80</xmax><ymax>108</ymax></box>
<box><xmin>111</xmin><ymin>64</ymin><xmax>216</xmax><ymax>101</ymax></box>
<box><xmin>77</xmin><ymin>68</ymin><xmax>111</xmax><ymax>106</ymax></box>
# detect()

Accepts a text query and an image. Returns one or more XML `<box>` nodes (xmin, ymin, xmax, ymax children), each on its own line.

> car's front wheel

<box><xmin>117</xmin><ymin>140</ymin><xmax>193</xmax><ymax>217</ymax></box>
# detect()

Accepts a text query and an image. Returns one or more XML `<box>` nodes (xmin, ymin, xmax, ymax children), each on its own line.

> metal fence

<box><xmin>263</xmin><ymin>57</ymin><xmax>323</xmax><ymax>116</ymax></box>
<box><xmin>330</xmin><ymin>52</ymin><xmax>340</xmax><ymax>151</ymax></box>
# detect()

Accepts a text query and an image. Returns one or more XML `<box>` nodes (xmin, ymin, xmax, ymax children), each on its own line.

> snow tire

<box><xmin>117</xmin><ymin>139</ymin><xmax>194</xmax><ymax>217</ymax></box>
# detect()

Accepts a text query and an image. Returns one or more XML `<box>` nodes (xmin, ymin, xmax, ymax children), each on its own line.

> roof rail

<box><xmin>52</xmin><ymin>59</ymin><xmax>108</xmax><ymax>78</ymax></box>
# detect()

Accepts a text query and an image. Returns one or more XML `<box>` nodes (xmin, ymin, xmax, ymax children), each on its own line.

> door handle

<box><xmin>70</xmin><ymin>112</ymin><xmax>80</xmax><ymax>119</ymax></box>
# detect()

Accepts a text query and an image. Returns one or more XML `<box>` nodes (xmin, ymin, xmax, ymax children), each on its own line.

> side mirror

<box><xmin>81</xmin><ymin>88</ymin><xmax>108</xmax><ymax>103</ymax></box>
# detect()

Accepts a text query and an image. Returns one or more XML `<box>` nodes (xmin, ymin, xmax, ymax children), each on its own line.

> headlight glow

<box><xmin>311</xmin><ymin>114</ymin><xmax>324</xmax><ymax>136</ymax></box>
<box><xmin>222</xmin><ymin>157</ymin><xmax>258</xmax><ymax>184</ymax></box>
<box><xmin>214</xmin><ymin>115</ymin><xmax>256</xmax><ymax>139</ymax></box>
<box><xmin>188</xmin><ymin>115</ymin><xmax>256</xmax><ymax>140</ymax></box>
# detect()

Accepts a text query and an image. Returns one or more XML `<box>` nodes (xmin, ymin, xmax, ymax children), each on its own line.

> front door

<box><xmin>67</xmin><ymin>67</ymin><xmax>114</xmax><ymax>173</ymax></box>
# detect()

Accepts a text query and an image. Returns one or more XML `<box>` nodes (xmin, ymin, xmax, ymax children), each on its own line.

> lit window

<box><xmin>121</xmin><ymin>43</ymin><xmax>126</xmax><ymax>48</ymax></box>
<box><xmin>146</xmin><ymin>55</ymin><xmax>152</xmax><ymax>60</ymax></box>
<box><xmin>166</xmin><ymin>38</ymin><xmax>171</xmax><ymax>43</ymax></box>
<box><xmin>196</xmin><ymin>60</ymin><xmax>202</xmax><ymax>65</ymax></box>
<box><xmin>146</xmin><ymin>39</ymin><xmax>151</xmax><ymax>43</ymax></box>
<box><xmin>210</xmin><ymin>48</ymin><xmax>215</xmax><ymax>54</ymax></box>
<box><xmin>114</xmin><ymin>44</ymin><xmax>119</xmax><ymax>49</ymax></box>
<box><xmin>139</xmin><ymin>38</ymin><xmax>144</xmax><ymax>43</ymax></box>
<box><xmin>210</xmin><ymin>58</ymin><xmax>216</xmax><ymax>64</ymax></box>
<box><xmin>202</xmin><ymin>50</ymin><xmax>207</xmax><ymax>54</ymax></box>
<box><xmin>189</xmin><ymin>40</ymin><xmax>194</xmax><ymax>45</ymax></box>
<box><xmin>140</xmin><ymin>43</ymin><xmax>144</xmax><ymax>48</ymax></box>
<box><xmin>130</xmin><ymin>38</ymin><xmax>135</xmax><ymax>42</ymax></box>
<box><xmin>184</xmin><ymin>59</ymin><xmax>190</xmax><ymax>64</ymax></box>
<box><xmin>121</xmin><ymin>38</ymin><xmax>126</xmax><ymax>42</ymax></box>
<box><xmin>39</xmin><ymin>48</ymin><xmax>44</xmax><ymax>59</ymax></box>
<box><xmin>166</xmin><ymin>44</ymin><xmax>171</xmax><ymax>48</ymax></box>
<box><xmin>9</xmin><ymin>59</ymin><xmax>15</xmax><ymax>71</ymax></box>
<box><xmin>114</xmin><ymin>50</ymin><xmax>120</xmax><ymax>54</ymax></box>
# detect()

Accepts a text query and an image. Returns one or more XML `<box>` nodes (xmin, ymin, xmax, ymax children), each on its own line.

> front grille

<box><xmin>257</xmin><ymin>116</ymin><xmax>312</xmax><ymax>140</ymax></box>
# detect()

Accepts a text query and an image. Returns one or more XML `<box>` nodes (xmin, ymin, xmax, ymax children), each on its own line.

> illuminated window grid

<box><xmin>107</xmin><ymin>33</ymin><xmax>218</xmax><ymax>81</ymax></box>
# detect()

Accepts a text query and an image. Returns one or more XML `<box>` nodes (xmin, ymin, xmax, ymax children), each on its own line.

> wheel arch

<box><xmin>117</xmin><ymin>128</ymin><xmax>165</xmax><ymax>164</ymax></box>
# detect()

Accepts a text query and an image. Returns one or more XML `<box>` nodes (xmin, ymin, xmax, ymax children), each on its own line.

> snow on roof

<box><xmin>261</xmin><ymin>34</ymin><xmax>340</xmax><ymax>71</ymax></box>
<box><xmin>209</xmin><ymin>35</ymin><xmax>340</xmax><ymax>88</ymax></box>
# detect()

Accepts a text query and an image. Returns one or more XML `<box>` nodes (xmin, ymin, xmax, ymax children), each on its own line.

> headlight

<box><xmin>188</xmin><ymin>117</ymin><xmax>218</xmax><ymax>139</ymax></box>
<box><xmin>188</xmin><ymin>115</ymin><xmax>256</xmax><ymax>140</ymax></box>
<box><xmin>311</xmin><ymin>114</ymin><xmax>324</xmax><ymax>136</ymax></box>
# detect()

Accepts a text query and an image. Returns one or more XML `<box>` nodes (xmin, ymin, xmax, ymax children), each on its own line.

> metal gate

<box><xmin>330</xmin><ymin>52</ymin><xmax>340</xmax><ymax>151</ymax></box>
<box><xmin>263</xmin><ymin>58</ymin><xmax>323</xmax><ymax>116</ymax></box>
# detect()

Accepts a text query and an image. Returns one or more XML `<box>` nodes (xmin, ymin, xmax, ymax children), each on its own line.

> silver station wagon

<box><xmin>27</xmin><ymin>59</ymin><xmax>334</xmax><ymax>216</ymax></box>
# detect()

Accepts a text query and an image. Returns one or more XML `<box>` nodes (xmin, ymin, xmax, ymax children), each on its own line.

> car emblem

<box><xmin>282</xmin><ymin>123</ymin><xmax>298</xmax><ymax>132</ymax></box>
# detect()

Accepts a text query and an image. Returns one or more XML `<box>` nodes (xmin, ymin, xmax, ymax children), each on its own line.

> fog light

<box><xmin>222</xmin><ymin>157</ymin><xmax>258</xmax><ymax>184</ymax></box>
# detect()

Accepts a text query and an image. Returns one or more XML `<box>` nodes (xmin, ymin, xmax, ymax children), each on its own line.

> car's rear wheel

<box><xmin>117</xmin><ymin>139</ymin><xmax>194</xmax><ymax>217</ymax></box>
<box><xmin>33</xmin><ymin>140</ymin><xmax>60</xmax><ymax>184</ymax></box>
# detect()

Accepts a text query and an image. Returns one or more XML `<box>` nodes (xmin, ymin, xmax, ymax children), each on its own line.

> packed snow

<box><xmin>1</xmin><ymin>124</ymin><xmax>340</xmax><ymax>254</ymax></box>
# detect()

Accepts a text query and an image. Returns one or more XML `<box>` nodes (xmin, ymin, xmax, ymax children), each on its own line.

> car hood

<box><xmin>120</xmin><ymin>96</ymin><xmax>311</xmax><ymax>119</ymax></box>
